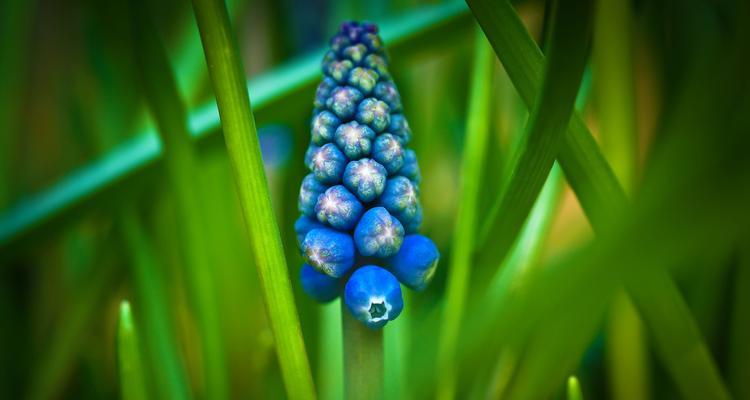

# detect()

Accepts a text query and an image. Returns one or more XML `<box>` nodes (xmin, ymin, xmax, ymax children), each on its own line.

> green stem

<box><xmin>189</xmin><ymin>0</ymin><xmax>315</xmax><ymax>398</ymax></box>
<box><xmin>436</xmin><ymin>27</ymin><xmax>494</xmax><ymax>400</ymax></box>
<box><xmin>567</xmin><ymin>376</ymin><xmax>583</xmax><ymax>400</ymax></box>
<box><xmin>118</xmin><ymin>301</ymin><xmax>148</xmax><ymax>400</ymax></box>
<box><xmin>342</xmin><ymin>302</ymin><xmax>383</xmax><ymax>400</ymax></box>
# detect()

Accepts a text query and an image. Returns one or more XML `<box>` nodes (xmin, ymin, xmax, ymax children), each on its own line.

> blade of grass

<box><xmin>190</xmin><ymin>0</ymin><xmax>315</xmax><ymax>398</ymax></box>
<box><xmin>132</xmin><ymin>7</ymin><xmax>228</xmax><ymax>398</ymax></box>
<box><xmin>118</xmin><ymin>301</ymin><xmax>148</xmax><ymax>400</ymax></box>
<box><xmin>342</xmin><ymin>301</ymin><xmax>383</xmax><ymax>400</ymax></box>
<box><xmin>567</xmin><ymin>376</ymin><xmax>583</xmax><ymax>400</ymax></box>
<box><xmin>318</xmin><ymin>300</ymin><xmax>343</xmax><ymax>400</ymax></box>
<box><xmin>435</xmin><ymin>27</ymin><xmax>494</xmax><ymax>400</ymax></box>
<box><xmin>467</xmin><ymin>1</ymin><xmax>729</xmax><ymax>397</ymax></box>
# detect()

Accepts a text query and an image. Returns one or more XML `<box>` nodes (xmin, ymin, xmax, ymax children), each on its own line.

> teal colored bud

<box><xmin>354</xmin><ymin>207</ymin><xmax>404</xmax><ymax>258</ymax></box>
<box><xmin>334</xmin><ymin>121</ymin><xmax>375</xmax><ymax>159</ymax></box>
<box><xmin>388</xmin><ymin>234</ymin><xmax>439</xmax><ymax>291</ymax></box>
<box><xmin>343</xmin><ymin>158</ymin><xmax>387</xmax><ymax>203</ymax></box>
<box><xmin>315</xmin><ymin>185</ymin><xmax>364</xmax><ymax>230</ymax></box>
<box><xmin>295</xmin><ymin>215</ymin><xmax>326</xmax><ymax>245</ymax></box>
<box><xmin>399</xmin><ymin>149</ymin><xmax>421</xmax><ymax>184</ymax></box>
<box><xmin>298</xmin><ymin>173</ymin><xmax>327</xmax><ymax>216</ymax></box>
<box><xmin>327</xmin><ymin>86</ymin><xmax>363</xmax><ymax>119</ymax></box>
<box><xmin>379</xmin><ymin>176</ymin><xmax>419</xmax><ymax>224</ymax></box>
<box><xmin>314</xmin><ymin>77</ymin><xmax>337</xmax><ymax>109</ymax></box>
<box><xmin>344</xmin><ymin>265</ymin><xmax>403</xmax><ymax>329</ymax></box>
<box><xmin>311</xmin><ymin>143</ymin><xmax>346</xmax><ymax>184</ymax></box>
<box><xmin>348</xmin><ymin>67</ymin><xmax>379</xmax><ymax>95</ymax></box>
<box><xmin>330</xmin><ymin>35</ymin><xmax>350</xmax><ymax>54</ymax></box>
<box><xmin>356</xmin><ymin>98</ymin><xmax>391</xmax><ymax>132</ymax></box>
<box><xmin>404</xmin><ymin>204</ymin><xmax>422</xmax><ymax>233</ymax></box>
<box><xmin>342</xmin><ymin>44</ymin><xmax>368</xmax><ymax>64</ymax></box>
<box><xmin>374</xmin><ymin>81</ymin><xmax>402</xmax><ymax>112</ymax></box>
<box><xmin>327</xmin><ymin>59</ymin><xmax>353</xmax><ymax>83</ymax></box>
<box><xmin>304</xmin><ymin>144</ymin><xmax>320</xmax><ymax>170</ymax></box>
<box><xmin>300</xmin><ymin>264</ymin><xmax>341</xmax><ymax>303</ymax></box>
<box><xmin>372</xmin><ymin>133</ymin><xmax>405</xmax><ymax>174</ymax></box>
<box><xmin>302</xmin><ymin>228</ymin><xmax>355</xmax><ymax>278</ymax></box>
<box><xmin>389</xmin><ymin>113</ymin><xmax>412</xmax><ymax>144</ymax></box>
<box><xmin>360</xmin><ymin>32</ymin><xmax>384</xmax><ymax>53</ymax></box>
<box><xmin>363</xmin><ymin>54</ymin><xmax>390</xmax><ymax>79</ymax></box>
<box><xmin>311</xmin><ymin>110</ymin><xmax>340</xmax><ymax>145</ymax></box>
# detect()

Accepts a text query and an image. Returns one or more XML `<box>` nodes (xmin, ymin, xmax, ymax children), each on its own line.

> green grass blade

<box><xmin>318</xmin><ymin>301</ymin><xmax>343</xmax><ymax>400</ymax></box>
<box><xmin>435</xmin><ymin>27</ymin><xmax>494</xmax><ymax>400</ymax></box>
<box><xmin>132</xmin><ymin>8</ymin><xmax>228</xmax><ymax>398</ymax></box>
<box><xmin>567</xmin><ymin>376</ymin><xmax>583</xmax><ymax>400</ymax></box>
<box><xmin>342</xmin><ymin>301</ymin><xmax>383</xmax><ymax>400</ymax></box>
<box><xmin>118</xmin><ymin>301</ymin><xmax>148</xmax><ymax>400</ymax></box>
<box><xmin>730</xmin><ymin>242</ymin><xmax>750</xmax><ymax>399</ymax></box>
<box><xmin>190</xmin><ymin>0</ymin><xmax>315</xmax><ymax>398</ymax></box>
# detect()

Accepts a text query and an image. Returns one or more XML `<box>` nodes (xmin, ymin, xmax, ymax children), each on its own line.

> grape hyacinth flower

<box><xmin>295</xmin><ymin>21</ymin><xmax>439</xmax><ymax>329</ymax></box>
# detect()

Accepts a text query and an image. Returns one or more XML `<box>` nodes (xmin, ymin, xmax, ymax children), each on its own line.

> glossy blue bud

<box><xmin>374</xmin><ymin>81</ymin><xmax>402</xmax><ymax>112</ymax></box>
<box><xmin>304</xmin><ymin>144</ymin><xmax>320</xmax><ymax>170</ymax></box>
<box><xmin>399</xmin><ymin>149</ymin><xmax>421</xmax><ymax>184</ymax></box>
<box><xmin>327</xmin><ymin>59</ymin><xmax>353</xmax><ymax>83</ymax></box>
<box><xmin>344</xmin><ymin>265</ymin><xmax>403</xmax><ymax>329</ymax></box>
<box><xmin>334</xmin><ymin>121</ymin><xmax>375</xmax><ymax>159</ymax></box>
<box><xmin>295</xmin><ymin>215</ymin><xmax>326</xmax><ymax>245</ymax></box>
<box><xmin>298</xmin><ymin>174</ymin><xmax>327</xmax><ymax>216</ymax></box>
<box><xmin>300</xmin><ymin>263</ymin><xmax>340</xmax><ymax>302</ymax></box>
<box><xmin>311</xmin><ymin>111</ymin><xmax>340</xmax><ymax>145</ymax></box>
<box><xmin>311</xmin><ymin>143</ymin><xmax>346</xmax><ymax>184</ymax></box>
<box><xmin>326</xmin><ymin>86</ymin><xmax>363</xmax><ymax>119</ymax></box>
<box><xmin>389</xmin><ymin>113</ymin><xmax>412</xmax><ymax>144</ymax></box>
<box><xmin>380</xmin><ymin>176</ymin><xmax>419</xmax><ymax>223</ymax></box>
<box><xmin>388</xmin><ymin>234</ymin><xmax>439</xmax><ymax>291</ymax></box>
<box><xmin>404</xmin><ymin>204</ymin><xmax>422</xmax><ymax>233</ymax></box>
<box><xmin>343</xmin><ymin>158</ymin><xmax>387</xmax><ymax>203</ymax></box>
<box><xmin>302</xmin><ymin>228</ymin><xmax>355</xmax><ymax>278</ymax></box>
<box><xmin>356</xmin><ymin>98</ymin><xmax>391</xmax><ymax>132</ymax></box>
<box><xmin>348</xmin><ymin>67</ymin><xmax>379</xmax><ymax>95</ymax></box>
<box><xmin>342</xmin><ymin>44</ymin><xmax>368</xmax><ymax>64</ymax></box>
<box><xmin>372</xmin><ymin>133</ymin><xmax>405</xmax><ymax>174</ymax></box>
<box><xmin>330</xmin><ymin>35</ymin><xmax>350</xmax><ymax>54</ymax></box>
<box><xmin>354</xmin><ymin>207</ymin><xmax>404</xmax><ymax>258</ymax></box>
<box><xmin>314</xmin><ymin>77</ymin><xmax>337</xmax><ymax>109</ymax></box>
<box><xmin>315</xmin><ymin>185</ymin><xmax>364</xmax><ymax>230</ymax></box>
<box><xmin>321</xmin><ymin>50</ymin><xmax>337</xmax><ymax>73</ymax></box>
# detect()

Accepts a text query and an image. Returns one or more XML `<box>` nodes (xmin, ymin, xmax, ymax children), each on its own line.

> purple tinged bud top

<box><xmin>315</xmin><ymin>185</ymin><xmax>364</xmax><ymax>230</ymax></box>
<box><xmin>334</xmin><ymin>121</ymin><xmax>375</xmax><ymax>159</ymax></box>
<box><xmin>356</xmin><ymin>98</ymin><xmax>391</xmax><ymax>132</ymax></box>
<box><xmin>343</xmin><ymin>158</ymin><xmax>387</xmax><ymax>203</ymax></box>
<box><xmin>354</xmin><ymin>207</ymin><xmax>404</xmax><ymax>258</ymax></box>
<box><xmin>298</xmin><ymin>173</ymin><xmax>327</xmax><ymax>217</ymax></box>
<box><xmin>372</xmin><ymin>133</ymin><xmax>405</xmax><ymax>174</ymax></box>
<box><xmin>311</xmin><ymin>143</ymin><xmax>347</xmax><ymax>184</ymax></box>
<box><xmin>302</xmin><ymin>228</ymin><xmax>355</xmax><ymax>278</ymax></box>
<box><xmin>327</xmin><ymin>86</ymin><xmax>363</xmax><ymax>119</ymax></box>
<box><xmin>311</xmin><ymin>110</ymin><xmax>340</xmax><ymax>145</ymax></box>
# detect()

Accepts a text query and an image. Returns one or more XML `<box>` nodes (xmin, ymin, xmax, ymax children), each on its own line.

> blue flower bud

<box><xmin>387</xmin><ymin>234</ymin><xmax>439</xmax><ymax>291</ymax></box>
<box><xmin>327</xmin><ymin>86</ymin><xmax>363</xmax><ymax>119</ymax></box>
<box><xmin>315</xmin><ymin>185</ymin><xmax>364</xmax><ymax>230</ymax></box>
<box><xmin>304</xmin><ymin>144</ymin><xmax>320</xmax><ymax>170</ymax></box>
<box><xmin>311</xmin><ymin>110</ymin><xmax>340</xmax><ymax>145</ymax></box>
<box><xmin>374</xmin><ymin>81</ymin><xmax>402</xmax><ymax>113</ymax></box>
<box><xmin>404</xmin><ymin>204</ymin><xmax>422</xmax><ymax>233</ymax></box>
<box><xmin>311</xmin><ymin>143</ymin><xmax>347</xmax><ymax>184</ymax></box>
<box><xmin>348</xmin><ymin>67</ymin><xmax>379</xmax><ymax>95</ymax></box>
<box><xmin>327</xmin><ymin>59</ymin><xmax>353</xmax><ymax>83</ymax></box>
<box><xmin>321</xmin><ymin>50</ymin><xmax>338</xmax><ymax>73</ymax></box>
<box><xmin>363</xmin><ymin>54</ymin><xmax>390</xmax><ymax>80</ymax></box>
<box><xmin>334</xmin><ymin>121</ymin><xmax>375</xmax><ymax>159</ymax></box>
<box><xmin>344</xmin><ymin>265</ymin><xmax>403</xmax><ymax>329</ymax></box>
<box><xmin>342</xmin><ymin>44</ymin><xmax>368</xmax><ymax>64</ymax></box>
<box><xmin>302</xmin><ymin>228</ymin><xmax>355</xmax><ymax>278</ymax></box>
<box><xmin>399</xmin><ymin>149</ymin><xmax>421</xmax><ymax>184</ymax></box>
<box><xmin>295</xmin><ymin>215</ymin><xmax>326</xmax><ymax>245</ymax></box>
<box><xmin>380</xmin><ymin>176</ymin><xmax>419</xmax><ymax>223</ymax></box>
<box><xmin>298</xmin><ymin>173</ymin><xmax>327</xmax><ymax>216</ymax></box>
<box><xmin>360</xmin><ymin>32</ymin><xmax>384</xmax><ymax>53</ymax></box>
<box><xmin>329</xmin><ymin>35</ymin><xmax>350</xmax><ymax>54</ymax></box>
<box><xmin>354</xmin><ymin>207</ymin><xmax>404</xmax><ymax>258</ymax></box>
<box><xmin>372</xmin><ymin>133</ymin><xmax>405</xmax><ymax>174</ymax></box>
<box><xmin>343</xmin><ymin>158</ymin><xmax>387</xmax><ymax>203</ymax></box>
<box><xmin>314</xmin><ymin>77</ymin><xmax>337</xmax><ymax>109</ymax></box>
<box><xmin>300</xmin><ymin>263</ymin><xmax>340</xmax><ymax>303</ymax></box>
<box><xmin>389</xmin><ymin>113</ymin><xmax>412</xmax><ymax>144</ymax></box>
<box><xmin>356</xmin><ymin>98</ymin><xmax>391</xmax><ymax>132</ymax></box>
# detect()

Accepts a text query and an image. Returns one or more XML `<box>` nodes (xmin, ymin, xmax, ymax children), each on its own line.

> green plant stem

<box><xmin>190</xmin><ymin>0</ymin><xmax>315</xmax><ymax>398</ymax></box>
<box><xmin>435</xmin><ymin>27</ymin><xmax>494</xmax><ymax>400</ymax></box>
<box><xmin>567</xmin><ymin>376</ymin><xmax>583</xmax><ymax>400</ymax></box>
<box><xmin>342</xmin><ymin>302</ymin><xmax>383</xmax><ymax>400</ymax></box>
<box><xmin>319</xmin><ymin>300</ymin><xmax>344</xmax><ymax>400</ymax></box>
<box><xmin>132</xmin><ymin>9</ymin><xmax>227</xmax><ymax>398</ymax></box>
<box><xmin>118</xmin><ymin>301</ymin><xmax>148</xmax><ymax>400</ymax></box>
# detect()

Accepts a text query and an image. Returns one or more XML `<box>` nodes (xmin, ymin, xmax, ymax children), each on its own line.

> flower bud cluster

<box><xmin>296</xmin><ymin>21</ymin><xmax>439</xmax><ymax>329</ymax></box>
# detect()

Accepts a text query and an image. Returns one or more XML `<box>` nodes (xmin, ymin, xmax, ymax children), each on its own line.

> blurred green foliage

<box><xmin>0</xmin><ymin>0</ymin><xmax>748</xmax><ymax>398</ymax></box>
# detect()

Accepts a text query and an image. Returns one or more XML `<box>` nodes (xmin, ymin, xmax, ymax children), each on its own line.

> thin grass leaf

<box><xmin>435</xmin><ymin>28</ymin><xmax>494</xmax><ymax>400</ymax></box>
<box><xmin>190</xmin><ymin>0</ymin><xmax>316</xmax><ymax>398</ymax></box>
<box><xmin>118</xmin><ymin>301</ymin><xmax>148</xmax><ymax>400</ymax></box>
<box><xmin>132</xmin><ymin>8</ymin><xmax>228</xmax><ymax>398</ymax></box>
<box><xmin>318</xmin><ymin>300</ymin><xmax>343</xmax><ymax>400</ymax></box>
<box><xmin>567</xmin><ymin>376</ymin><xmax>583</xmax><ymax>400</ymax></box>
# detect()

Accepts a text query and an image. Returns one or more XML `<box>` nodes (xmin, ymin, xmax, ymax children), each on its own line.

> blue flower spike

<box><xmin>388</xmin><ymin>234</ymin><xmax>439</xmax><ymax>291</ymax></box>
<box><xmin>296</xmin><ymin>20</ymin><xmax>438</xmax><ymax>329</ymax></box>
<box><xmin>354</xmin><ymin>207</ymin><xmax>404</xmax><ymax>258</ymax></box>
<box><xmin>302</xmin><ymin>228</ymin><xmax>355</xmax><ymax>278</ymax></box>
<box><xmin>315</xmin><ymin>185</ymin><xmax>364</xmax><ymax>230</ymax></box>
<box><xmin>344</xmin><ymin>265</ymin><xmax>404</xmax><ymax>329</ymax></box>
<box><xmin>300</xmin><ymin>264</ymin><xmax>341</xmax><ymax>303</ymax></box>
